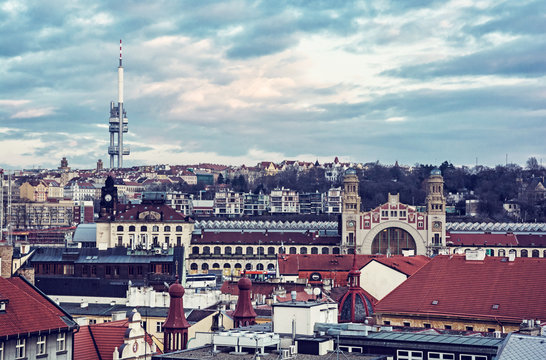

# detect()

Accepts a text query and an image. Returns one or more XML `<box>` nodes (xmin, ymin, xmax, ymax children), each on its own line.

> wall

<box><xmin>0</xmin><ymin>244</ymin><xmax>13</xmax><ymax>278</ymax></box>
<box><xmin>360</xmin><ymin>260</ymin><xmax>407</xmax><ymax>301</ymax></box>
<box><xmin>0</xmin><ymin>331</ymin><xmax>73</xmax><ymax>360</ymax></box>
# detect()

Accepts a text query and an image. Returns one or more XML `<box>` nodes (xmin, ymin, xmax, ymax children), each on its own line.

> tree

<box><xmin>526</xmin><ymin>157</ymin><xmax>540</xmax><ymax>171</ymax></box>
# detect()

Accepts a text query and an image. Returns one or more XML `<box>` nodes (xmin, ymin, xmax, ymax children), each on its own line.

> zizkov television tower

<box><xmin>108</xmin><ymin>40</ymin><xmax>130</xmax><ymax>169</ymax></box>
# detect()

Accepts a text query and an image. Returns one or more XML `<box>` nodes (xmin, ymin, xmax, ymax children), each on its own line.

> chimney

<box><xmin>508</xmin><ymin>252</ymin><xmax>516</xmax><ymax>262</ymax></box>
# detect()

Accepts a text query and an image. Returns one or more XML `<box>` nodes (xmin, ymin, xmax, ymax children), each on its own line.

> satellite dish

<box><xmin>313</xmin><ymin>288</ymin><xmax>321</xmax><ymax>296</ymax></box>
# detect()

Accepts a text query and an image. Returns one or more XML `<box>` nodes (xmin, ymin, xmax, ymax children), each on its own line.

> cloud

<box><xmin>0</xmin><ymin>0</ymin><xmax>544</xmax><ymax>169</ymax></box>
<box><xmin>10</xmin><ymin>107</ymin><xmax>56</xmax><ymax>119</ymax></box>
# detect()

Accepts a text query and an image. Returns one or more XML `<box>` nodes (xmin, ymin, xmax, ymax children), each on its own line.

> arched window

<box><xmin>257</xmin><ymin>247</ymin><xmax>264</xmax><ymax>255</ymax></box>
<box><xmin>498</xmin><ymin>249</ymin><xmax>506</xmax><ymax>257</ymax></box>
<box><xmin>203</xmin><ymin>246</ymin><xmax>210</xmax><ymax>255</ymax></box>
<box><xmin>521</xmin><ymin>249</ymin><xmax>528</xmax><ymax>257</ymax></box>
<box><xmin>544</xmin><ymin>250</ymin><xmax>546</xmax><ymax>258</ymax></box>
<box><xmin>117</xmin><ymin>225</ymin><xmax>124</xmax><ymax>232</ymax></box>
<box><xmin>129</xmin><ymin>225</ymin><xmax>135</xmax><ymax>232</ymax></box>
<box><xmin>152</xmin><ymin>225</ymin><xmax>160</xmax><ymax>232</ymax></box>
<box><xmin>332</xmin><ymin>247</ymin><xmax>340</xmax><ymax>254</ymax></box>
<box><xmin>311</xmin><ymin>247</ymin><xmax>318</xmax><ymax>254</ymax></box>
<box><xmin>278</xmin><ymin>247</ymin><xmax>285</xmax><ymax>254</ymax></box>
<box><xmin>202</xmin><ymin>263</ymin><xmax>209</xmax><ymax>270</ymax></box>
<box><xmin>267</xmin><ymin>263</ymin><xmax>275</xmax><ymax>271</ymax></box>
<box><xmin>225</xmin><ymin>247</ymin><xmax>232</xmax><ymax>255</ymax></box>
<box><xmin>214</xmin><ymin>246</ymin><xmax>221</xmax><ymax>255</ymax></box>
<box><xmin>223</xmin><ymin>263</ymin><xmax>231</xmax><ymax>268</ymax></box>
<box><xmin>235</xmin><ymin>246</ymin><xmax>243</xmax><ymax>255</ymax></box>
<box><xmin>322</xmin><ymin>247</ymin><xmax>329</xmax><ymax>254</ymax></box>
<box><xmin>234</xmin><ymin>263</ymin><xmax>242</xmax><ymax>269</ymax></box>
<box><xmin>176</xmin><ymin>226</ymin><xmax>183</xmax><ymax>232</ymax></box>
<box><xmin>289</xmin><ymin>247</ymin><xmax>297</xmax><ymax>254</ymax></box>
<box><xmin>300</xmin><ymin>247</ymin><xmax>307</xmax><ymax>254</ymax></box>
<box><xmin>164</xmin><ymin>226</ymin><xmax>171</xmax><ymax>232</ymax></box>
<box><xmin>190</xmin><ymin>263</ymin><xmax>198</xmax><ymax>270</ymax></box>
<box><xmin>245</xmin><ymin>263</ymin><xmax>252</xmax><ymax>270</ymax></box>
<box><xmin>268</xmin><ymin>247</ymin><xmax>275</xmax><ymax>255</ymax></box>
<box><xmin>246</xmin><ymin>247</ymin><xmax>254</xmax><ymax>255</ymax></box>
<box><xmin>509</xmin><ymin>249</ymin><xmax>516</xmax><ymax>256</ymax></box>
<box><xmin>192</xmin><ymin>246</ymin><xmax>199</xmax><ymax>255</ymax></box>
<box><xmin>212</xmin><ymin>263</ymin><xmax>220</xmax><ymax>269</ymax></box>
<box><xmin>140</xmin><ymin>226</ymin><xmax>147</xmax><ymax>232</ymax></box>
<box><xmin>256</xmin><ymin>263</ymin><xmax>264</xmax><ymax>270</ymax></box>
<box><xmin>371</xmin><ymin>227</ymin><xmax>416</xmax><ymax>255</ymax></box>
<box><xmin>532</xmin><ymin>250</ymin><xmax>539</xmax><ymax>258</ymax></box>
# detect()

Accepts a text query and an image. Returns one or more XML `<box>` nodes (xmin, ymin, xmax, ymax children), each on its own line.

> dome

<box><xmin>169</xmin><ymin>281</ymin><xmax>185</xmax><ymax>298</ymax></box>
<box><xmin>238</xmin><ymin>276</ymin><xmax>252</xmax><ymax>290</ymax></box>
<box><xmin>338</xmin><ymin>289</ymin><xmax>374</xmax><ymax>323</ymax></box>
<box><xmin>346</xmin><ymin>168</ymin><xmax>357</xmax><ymax>175</ymax></box>
<box><xmin>430</xmin><ymin>168</ymin><xmax>442</xmax><ymax>176</ymax></box>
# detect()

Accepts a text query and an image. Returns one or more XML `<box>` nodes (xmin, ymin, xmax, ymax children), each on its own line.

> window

<box><xmin>89</xmin><ymin>319</ymin><xmax>97</xmax><ymax>324</ymax></box>
<box><xmin>381</xmin><ymin>210</ymin><xmax>388</xmax><ymax>217</ymax></box>
<box><xmin>203</xmin><ymin>246</ymin><xmax>210</xmax><ymax>255</ymax></box>
<box><xmin>225</xmin><ymin>247</ymin><xmax>232</xmax><ymax>255</ymax></box>
<box><xmin>397</xmin><ymin>350</ymin><xmax>423</xmax><ymax>360</ymax></box>
<box><xmin>424</xmin><ymin>323</ymin><xmax>431</xmax><ymax>329</ymax></box>
<box><xmin>152</xmin><ymin>225</ymin><xmax>160</xmax><ymax>232</ymax></box>
<box><xmin>140</xmin><ymin>225</ymin><xmax>147</xmax><ymax>231</ymax></box>
<box><xmin>300</xmin><ymin>247</ymin><xmax>307</xmax><ymax>254</ymax></box>
<box><xmin>117</xmin><ymin>225</ymin><xmax>124</xmax><ymax>231</ymax></box>
<box><xmin>383</xmin><ymin>321</ymin><xmax>391</xmax><ymax>325</ymax></box>
<box><xmin>521</xmin><ymin>249</ymin><xmax>528</xmax><ymax>257</ymax></box>
<box><xmin>460</xmin><ymin>355</ymin><xmax>486</xmax><ymax>360</ymax></box>
<box><xmin>37</xmin><ymin>335</ymin><xmax>46</xmax><ymax>355</ymax></box>
<box><xmin>156</xmin><ymin>321</ymin><xmax>164</xmax><ymax>333</ymax></box>
<box><xmin>444</xmin><ymin>325</ymin><xmax>452</xmax><ymax>330</ymax></box>
<box><xmin>403</xmin><ymin>322</ymin><xmax>411</xmax><ymax>327</ymax></box>
<box><xmin>465</xmin><ymin>326</ymin><xmax>474</xmax><ymax>331</ymax></box>
<box><xmin>246</xmin><ymin>247</ymin><xmax>254</xmax><ymax>255</ymax></box>
<box><xmin>176</xmin><ymin>225</ymin><xmax>183</xmax><ymax>232</ymax></box>
<box><xmin>129</xmin><ymin>225</ymin><xmax>135</xmax><ymax>232</ymax></box>
<box><xmin>428</xmin><ymin>353</ymin><xmax>454</xmax><ymax>360</ymax></box>
<box><xmin>164</xmin><ymin>226</ymin><xmax>171</xmax><ymax>232</ymax></box>
<box><xmin>16</xmin><ymin>338</ymin><xmax>25</xmax><ymax>359</ymax></box>
<box><xmin>390</xmin><ymin>211</ymin><xmax>397</xmax><ymax>217</ymax></box>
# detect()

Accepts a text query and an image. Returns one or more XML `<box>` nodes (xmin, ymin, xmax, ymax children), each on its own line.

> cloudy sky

<box><xmin>0</xmin><ymin>0</ymin><xmax>544</xmax><ymax>170</ymax></box>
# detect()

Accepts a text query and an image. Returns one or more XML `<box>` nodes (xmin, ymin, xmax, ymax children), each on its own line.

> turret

<box><xmin>163</xmin><ymin>278</ymin><xmax>190</xmax><ymax>352</ymax></box>
<box><xmin>233</xmin><ymin>274</ymin><xmax>257</xmax><ymax>327</ymax></box>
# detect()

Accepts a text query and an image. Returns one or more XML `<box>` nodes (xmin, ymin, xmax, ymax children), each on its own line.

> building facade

<box><xmin>341</xmin><ymin>168</ymin><xmax>447</xmax><ymax>256</ymax></box>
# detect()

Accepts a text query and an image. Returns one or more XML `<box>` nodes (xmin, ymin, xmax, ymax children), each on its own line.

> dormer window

<box><xmin>0</xmin><ymin>299</ymin><xmax>8</xmax><ymax>312</ymax></box>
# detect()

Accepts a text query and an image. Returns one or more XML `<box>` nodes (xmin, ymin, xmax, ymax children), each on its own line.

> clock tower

<box><xmin>425</xmin><ymin>168</ymin><xmax>446</xmax><ymax>255</ymax></box>
<box><xmin>341</xmin><ymin>169</ymin><xmax>361</xmax><ymax>253</ymax></box>
<box><xmin>100</xmin><ymin>176</ymin><xmax>118</xmax><ymax>220</ymax></box>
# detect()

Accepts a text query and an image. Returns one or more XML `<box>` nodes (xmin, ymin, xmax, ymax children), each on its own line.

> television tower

<box><xmin>108</xmin><ymin>39</ymin><xmax>130</xmax><ymax>168</ymax></box>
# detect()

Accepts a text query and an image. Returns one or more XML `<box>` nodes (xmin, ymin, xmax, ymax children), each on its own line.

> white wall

<box><xmin>360</xmin><ymin>260</ymin><xmax>407</xmax><ymax>300</ymax></box>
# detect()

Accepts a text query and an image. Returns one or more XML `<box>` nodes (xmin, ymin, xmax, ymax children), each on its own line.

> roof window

<box><xmin>492</xmin><ymin>304</ymin><xmax>499</xmax><ymax>310</ymax></box>
<box><xmin>431</xmin><ymin>300</ymin><xmax>439</xmax><ymax>305</ymax></box>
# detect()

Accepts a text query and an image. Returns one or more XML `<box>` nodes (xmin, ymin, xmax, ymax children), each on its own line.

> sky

<box><xmin>0</xmin><ymin>0</ymin><xmax>544</xmax><ymax>170</ymax></box>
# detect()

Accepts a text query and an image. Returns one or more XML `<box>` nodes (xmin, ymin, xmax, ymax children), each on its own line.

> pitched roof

<box><xmin>276</xmin><ymin>254</ymin><xmax>429</xmax><ymax>276</ymax></box>
<box><xmin>375</xmin><ymin>255</ymin><xmax>546</xmax><ymax>323</ymax></box>
<box><xmin>0</xmin><ymin>276</ymin><xmax>77</xmax><ymax>338</ymax></box>
<box><xmin>106</xmin><ymin>203</ymin><xmax>193</xmax><ymax>223</ymax></box>
<box><xmin>497</xmin><ymin>333</ymin><xmax>546</xmax><ymax>360</ymax></box>
<box><xmin>446</xmin><ymin>232</ymin><xmax>518</xmax><ymax>246</ymax></box>
<box><xmin>74</xmin><ymin>318</ymin><xmax>157</xmax><ymax>360</ymax></box>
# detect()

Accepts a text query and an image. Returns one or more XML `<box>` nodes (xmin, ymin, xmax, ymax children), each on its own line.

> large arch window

<box><xmin>521</xmin><ymin>249</ymin><xmax>528</xmax><ymax>257</ymax></box>
<box><xmin>289</xmin><ymin>247</ymin><xmax>297</xmax><ymax>254</ymax></box>
<box><xmin>257</xmin><ymin>247</ymin><xmax>264</xmax><ymax>256</ymax></box>
<box><xmin>332</xmin><ymin>247</ymin><xmax>340</xmax><ymax>254</ymax></box>
<box><xmin>202</xmin><ymin>263</ymin><xmax>209</xmax><ymax>270</ymax></box>
<box><xmin>371</xmin><ymin>227</ymin><xmax>416</xmax><ymax>255</ymax></box>
<box><xmin>192</xmin><ymin>246</ymin><xmax>199</xmax><ymax>255</ymax></box>
<box><xmin>203</xmin><ymin>246</ymin><xmax>210</xmax><ymax>255</ymax></box>
<box><xmin>268</xmin><ymin>247</ymin><xmax>275</xmax><ymax>255</ymax></box>
<box><xmin>256</xmin><ymin>263</ymin><xmax>264</xmax><ymax>271</ymax></box>
<box><xmin>246</xmin><ymin>247</ymin><xmax>254</xmax><ymax>255</ymax></box>
<box><xmin>300</xmin><ymin>247</ymin><xmax>307</xmax><ymax>254</ymax></box>
<box><xmin>311</xmin><ymin>247</ymin><xmax>318</xmax><ymax>254</ymax></box>
<box><xmin>322</xmin><ymin>247</ymin><xmax>329</xmax><ymax>254</ymax></box>
<box><xmin>214</xmin><ymin>246</ymin><xmax>221</xmax><ymax>255</ymax></box>
<box><xmin>532</xmin><ymin>250</ymin><xmax>539</xmax><ymax>258</ymax></box>
<box><xmin>225</xmin><ymin>247</ymin><xmax>232</xmax><ymax>255</ymax></box>
<box><xmin>235</xmin><ymin>246</ymin><xmax>243</xmax><ymax>255</ymax></box>
<box><xmin>190</xmin><ymin>263</ymin><xmax>198</xmax><ymax>270</ymax></box>
<box><xmin>245</xmin><ymin>263</ymin><xmax>252</xmax><ymax>270</ymax></box>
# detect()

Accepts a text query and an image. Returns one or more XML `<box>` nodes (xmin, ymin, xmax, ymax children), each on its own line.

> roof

<box><xmin>221</xmin><ymin>280</ymin><xmax>310</xmax><ymax>297</ymax></box>
<box><xmin>74</xmin><ymin>318</ymin><xmax>158</xmax><ymax>360</ymax></box>
<box><xmin>100</xmin><ymin>203</ymin><xmax>193</xmax><ymax>223</ymax></box>
<box><xmin>446</xmin><ymin>232</ymin><xmax>518</xmax><ymax>246</ymax></box>
<box><xmin>73</xmin><ymin>223</ymin><xmax>97</xmax><ymax>243</ymax></box>
<box><xmin>0</xmin><ymin>276</ymin><xmax>77</xmax><ymax>338</ymax></box>
<box><xmin>361</xmin><ymin>331</ymin><xmax>504</xmax><ymax>348</ymax></box>
<box><xmin>31</xmin><ymin>247</ymin><xmax>174</xmax><ymax>264</ymax></box>
<box><xmin>497</xmin><ymin>333</ymin><xmax>546</xmax><ymax>360</ymax></box>
<box><xmin>375</xmin><ymin>255</ymin><xmax>546</xmax><ymax>323</ymax></box>
<box><xmin>514</xmin><ymin>234</ymin><xmax>546</xmax><ymax>247</ymax></box>
<box><xmin>276</xmin><ymin>254</ymin><xmax>429</xmax><ymax>276</ymax></box>
<box><xmin>192</xmin><ymin>231</ymin><xmax>340</xmax><ymax>246</ymax></box>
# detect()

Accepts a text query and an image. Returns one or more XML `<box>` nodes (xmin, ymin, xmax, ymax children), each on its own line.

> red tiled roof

<box><xmin>277</xmin><ymin>254</ymin><xmax>429</xmax><ymax>276</ymax></box>
<box><xmin>74</xmin><ymin>318</ymin><xmax>158</xmax><ymax>360</ymax></box>
<box><xmin>515</xmin><ymin>234</ymin><xmax>546</xmax><ymax>247</ymax></box>
<box><xmin>446</xmin><ymin>232</ymin><xmax>518</xmax><ymax>246</ymax></box>
<box><xmin>0</xmin><ymin>276</ymin><xmax>75</xmax><ymax>338</ymax></box>
<box><xmin>375</xmin><ymin>255</ymin><xmax>546</xmax><ymax>323</ymax></box>
<box><xmin>192</xmin><ymin>232</ymin><xmax>340</xmax><ymax>245</ymax></box>
<box><xmin>108</xmin><ymin>203</ymin><xmax>193</xmax><ymax>223</ymax></box>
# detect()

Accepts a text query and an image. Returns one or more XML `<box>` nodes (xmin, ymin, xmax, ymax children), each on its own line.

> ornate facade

<box><xmin>341</xmin><ymin>169</ymin><xmax>447</xmax><ymax>256</ymax></box>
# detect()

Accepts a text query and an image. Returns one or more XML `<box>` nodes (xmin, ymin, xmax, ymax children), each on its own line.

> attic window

<box><xmin>0</xmin><ymin>299</ymin><xmax>8</xmax><ymax>312</ymax></box>
<box><xmin>431</xmin><ymin>300</ymin><xmax>439</xmax><ymax>305</ymax></box>
<box><xmin>492</xmin><ymin>304</ymin><xmax>499</xmax><ymax>310</ymax></box>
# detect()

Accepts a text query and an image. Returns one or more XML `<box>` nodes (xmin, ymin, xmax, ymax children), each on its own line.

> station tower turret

<box><xmin>341</xmin><ymin>169</ymin><xmax>361</xmax><ymax>253</ymax></box>
<box><xmin>425</xmin><ymin>168</ymin><xmax>447</xmax><ymax>255</ymax></box>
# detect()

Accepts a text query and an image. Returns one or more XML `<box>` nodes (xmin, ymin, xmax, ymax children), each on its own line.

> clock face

<box><xmin>133</xmin><ymin>341</ymin><xmax>138</xmax><ymax>353</ymax></box>
<box><xmin>433</xmin><ymin>221</ymin><xmax>442</xmax><ymax>231</ymax></box>
<box><xmin>105</xmin><ymin>194</ymin><xmax>112</xmax><ymax>202</ymax></box>
<box><xmin>347</xmin><ymin>220</ymin><xmax>355</xmax><ymax>228</ymax></box>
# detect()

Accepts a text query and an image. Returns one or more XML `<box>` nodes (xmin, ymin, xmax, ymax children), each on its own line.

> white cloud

<box><xmin>10</xmin><ymin>107</ymin><xmax>56</xmax><ymax>119</ymax></box>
